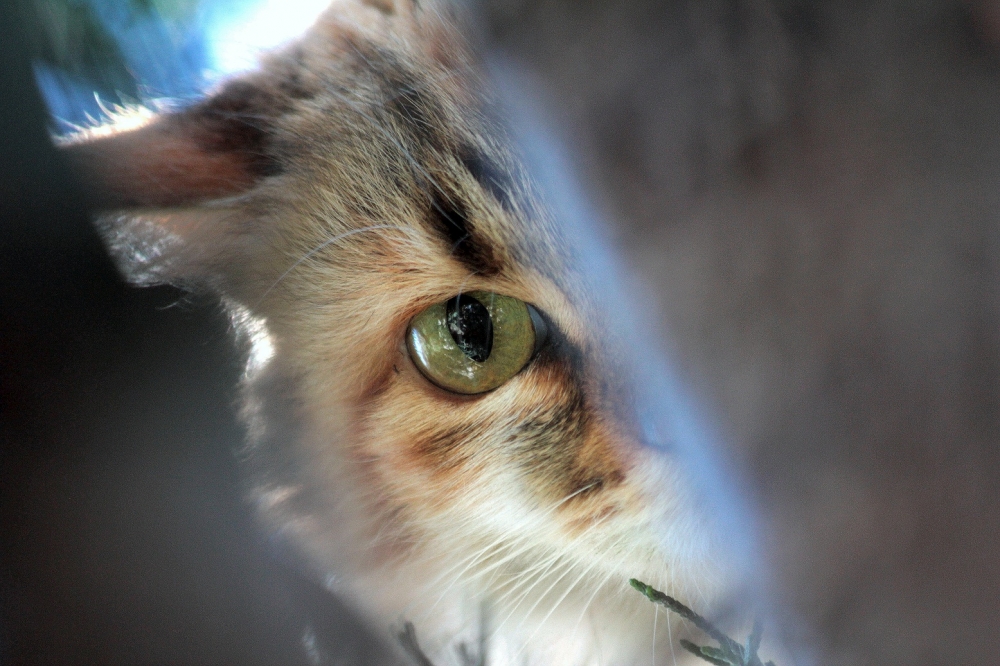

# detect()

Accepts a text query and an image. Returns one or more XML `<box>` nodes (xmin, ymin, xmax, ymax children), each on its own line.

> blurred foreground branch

<box><xmin>629</xmin><ymin>579</ymin><xmax>774</xmax><ymax>666</ymax></box>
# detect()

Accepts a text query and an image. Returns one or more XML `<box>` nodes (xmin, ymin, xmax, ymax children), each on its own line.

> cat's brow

<box><xmin>459</xmin><ymin>145</ymin><xmax>513</xmax><ymax>212</ymax></box>
<box><xmin>428</xmin><ymin>188</ymin><xmax>505</xmax><ymax>276</ymax></box>
<box><xmin>339</xmin><ymin>42</ymin><xmax>509</xmax><ymax>275</ymax></box>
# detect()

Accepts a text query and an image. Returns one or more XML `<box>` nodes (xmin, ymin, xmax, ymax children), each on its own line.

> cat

<box><xmin>61</xmin><ymin>1</ymin><xmax>750</xmax><ymax>664</ymax></box>
<box><xmin>50</xmin><ymin>0</ymin><xmax>1000</xmax><ymax>663</ymax></box>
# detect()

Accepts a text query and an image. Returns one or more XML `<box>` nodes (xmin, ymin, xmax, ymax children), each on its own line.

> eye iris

<box><xmin>446</xmin><ymin>294</ymin><xmax>493</xmax><ymax>362</ymax></box>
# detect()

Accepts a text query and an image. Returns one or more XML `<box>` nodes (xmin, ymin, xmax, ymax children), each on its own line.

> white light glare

<box><xmin>209</xmin><ymin>0</ymin><xmax>332</xmax><ymax>74</ymax></box>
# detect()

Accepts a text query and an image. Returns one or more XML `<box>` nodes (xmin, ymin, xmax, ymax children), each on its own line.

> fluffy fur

<box><xmin>63</xmin><ymin>1</ymin><xmax>735</xmax><ymax>664</ymax></box>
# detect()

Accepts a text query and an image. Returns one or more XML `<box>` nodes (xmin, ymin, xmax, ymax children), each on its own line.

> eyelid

<box><xmin>527</xmin><ymin>304</ymin><xmax>548</xmax><ymax>356</ymax></box>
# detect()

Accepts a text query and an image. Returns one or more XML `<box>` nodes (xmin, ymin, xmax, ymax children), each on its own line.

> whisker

<box><xmin>520</xmin><ymin>556</ymin><xmax>602</xmax><ymax>651</ymax></box>
<box><xmin>409</xmin><ymin>481</ymin><xmax>601</xmax><ymax>609</ymax></box>
<box><xmin>652</xmin><ymin>604</ymin><xmax>658</xmax><ymax>666</ymax></box>
<box><xmin>489</xmin><ymin>512</ymin><xmax>614</xmax><ymax>644</ymax></box>
<box><xmin>567</xmin><ymin>565</ymin><xmax>606</xmax><ymax>643</ymax></box>
<box><xmin>512</xmin><ymin>556</ymin><xmax>589</xmax><ymax>639</ymax></box>
<box><xmin>566</xmin><ymin>540</ymin><xmax>644</xmax><ymax>645</ymax></box>
<box><xmin>667</xmin><ymin>599</ymin><xmax>677</xmax><ymax>666</ymax></box>
<box><xmin>420</xmin><ymin>538</ymin><xmax>522</xmax><ymax>618</ymax></box>
<box><xmin>488</xmin><ymin>553</ymin><xmax>565</xmax><ymax>638</ymax></box>
<box><xmin>256</xmin><ymin>224</ymin><xmax>418</xmax><ymax>304</ymax></box>
<box><xmin>487</xmin><ymin>541</ymin><xmax>579</xmax><ymax>610</ymax></box>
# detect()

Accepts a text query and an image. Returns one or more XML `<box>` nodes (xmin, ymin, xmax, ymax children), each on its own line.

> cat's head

<box><xmin>62</xmin><ymin>0</ymin><xmax>735</xmax><ymax>660</ymax></box>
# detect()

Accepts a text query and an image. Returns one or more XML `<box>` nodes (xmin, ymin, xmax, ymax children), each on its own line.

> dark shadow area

<box><xmin>0</xmin><ymin>9</ymin><xmax>355</xmax><ymax>665</ymax></box>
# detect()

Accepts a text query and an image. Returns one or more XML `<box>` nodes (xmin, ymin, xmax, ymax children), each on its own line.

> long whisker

<box><xmin>489</xmin><ymin>512</ymin><xmax>613</xmax><ymax>642</ymax></box>
<box><xmin>409</xmin><ymin>481</ymin><xmax>601</xmax><ymax>612</ymax></box>
<box><xmin>256</xmin><ymin>224</ymin><xmax>417</xmax><ymax>304</ymax></box>
<box><xmin>482</xmin><ymin>544</ymin><xmax>570</xmax><ymax>615</ymax></box>
<box><xmin>565</xmin><ymin>540</ymin><xmax>643</xmax><ymax>645</ymax></box>
<box><xmin>404</xmin><ymin>533</ymin><xmax>537</xmax><ymax>624</ymax></box>
<box><xmin>510</xmin><ymin>541</ymin><xmax>634</xmax><ymax>666</ymax></box>
<box><xmin>652</xmin><ymin>604</ymin><xmax>658</xmax><ymax>666</ymax></box>
<box><xmin>421</xmin><ymin>538</ymin><xmax>522</xmax><ymax>617</ymax></box>
<box><xmin>521</xmin><ymin>556</ymin><xmax>602</xmax><ymax>648</ymax></box>
<box><xmin>567</xmin><ymin>564</ymin><xmax>606</xmax><ymax>643</ymax></box>
<box><xmin>667</xmin><ymin>599</ymin><xmax>678</xmax><ymax>666</ymax></box>
<box><xmin>488</xmin><ymin>552</ymin><xmax>565</xmax><ymax>636</ymax></box>
<box><xmin>512</xmin><ymin>555</ymin><xmax>590</xmax><ymax>638</ymax></box>
<box><xmin>441</xmin><ymin>480</ymin><xmax>601</xmax><ymax>587</ymax></box>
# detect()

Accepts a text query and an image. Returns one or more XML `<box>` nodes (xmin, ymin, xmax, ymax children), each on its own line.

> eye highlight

<box><xmin>407</xmin><ymin>291</ymin><xmax>546</xmax><ymax>394</ymax></box>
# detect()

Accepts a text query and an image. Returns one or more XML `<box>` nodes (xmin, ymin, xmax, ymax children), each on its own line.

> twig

<box><xmin>398</xmin><ymin>621</ymin><xmax>484</xmax><ymax>666</ymax></box>
<box><xmin>398</xmin><ymin>622</ymin><xmax>436</xmax><ymax>666</ymax></box>
<box><xmin>628</xmin><ymin>579</ymin><xmax>774</xmax><ymax>666</ymax></box>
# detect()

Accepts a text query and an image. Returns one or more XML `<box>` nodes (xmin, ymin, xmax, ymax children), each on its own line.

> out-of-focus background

<box><xmin>3</xmin><ymin>6</ymin><xmax>284</xmax><ymax>666</ymax></box>
<box><xmin>483</xmin><ymin>2</ymin><xmax>1000</xmax><ymax>664</ymax></box>
<box><xmin>3</xmin><ymin>1</ymin><xmax>364</xmax><ymax>664</ymax></box>
<box><xmin>485</xmin><ymin>2</ymin><xmax>1000</xmax><ymax>663</ymax></box>
<box><xmin>5</xmin><ymin>1</ymin><xmax>1000</xmax><ymax>664</ymax></box>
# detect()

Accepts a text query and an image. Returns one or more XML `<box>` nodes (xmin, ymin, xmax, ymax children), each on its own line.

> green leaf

<box><xmin>701</xmin><ymin>645</ymin><xmax>734</xmax><ymax>662</ymax></box>
<box><xmin>629</xmin><ymin>578</ymin><xmax>777</xmax><ymax>666</ymax></box>
<box><xmin>680</xmin><ymin>639</ymin><xmax>734</xmax><ymax>666</ymax></box>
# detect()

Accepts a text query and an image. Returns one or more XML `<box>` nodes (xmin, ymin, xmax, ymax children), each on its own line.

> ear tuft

<box><xmin>58</xmin><ymin>72</ymin><xmax>295</xmax><ymax>289</ymax></box>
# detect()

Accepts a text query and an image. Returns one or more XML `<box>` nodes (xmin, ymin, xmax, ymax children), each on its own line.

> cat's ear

<box><xmin>62</xmin><ymin>80</ymin><xmax>276</xmax><ymax>209</ymax></box>
<box><xmin>60</xmin><ymin>76</ymin><xmax>285</xmax><ymax>288</ymax></box>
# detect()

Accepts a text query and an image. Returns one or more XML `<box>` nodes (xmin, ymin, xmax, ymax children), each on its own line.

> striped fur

<box><xmin>64</xmin><ymin>1</ymin><xmax>730</xmax><ymax>664</ymax></box>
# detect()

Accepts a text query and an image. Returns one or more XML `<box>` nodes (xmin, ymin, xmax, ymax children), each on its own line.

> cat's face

<box><xmin>65</xmin><ymin>0</ymin><xmax>728</xmax><ymax>661</ymax></box>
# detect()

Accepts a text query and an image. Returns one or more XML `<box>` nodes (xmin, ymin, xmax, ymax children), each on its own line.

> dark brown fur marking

<box><xmin>187</xmin><ymin>79</ymin><xmax>289</xmax><ymax>179</ymax></box>
<box><xmin>513</xmin><ymin>384</ymin><xmax>625</xmax><ymax>500</ymax></box>
<box><xmin>366</xmin><ymin>47</ymin><xmax>448</xmax><ymax>154</ymax></box>
<box><xmin>275</xmin><ymin>46</ymin><xmax>321</xmax><ymax>101</ymax></box>
<box><xmin>360</xmin><ymin>0</ymin><xmax>396</xmax><ymax>15</ymax></box>
<box><xmin>428</xmin><ymin>190</ymin><xmax>505</xmax><ymax>276</ymax></box>
<box><xmin>415</xmin><ymin>425</ymin><xmax>475</xmax><ymax>473</ymax></box>
<box><xmin>460</xmin><ymin>145</ymin><xmax>514</xmax><ymax>211</ymax></box>
<box><xmin>346</xmin><ymin>43</ymin><xmax>508</xmax><ymax>275</ymax></box>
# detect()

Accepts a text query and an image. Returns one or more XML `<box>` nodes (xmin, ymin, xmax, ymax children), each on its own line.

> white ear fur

<box><xmin>93</xmin><ymin>206</ymin><xmax>240</xmax><ymax>288</ymax></box>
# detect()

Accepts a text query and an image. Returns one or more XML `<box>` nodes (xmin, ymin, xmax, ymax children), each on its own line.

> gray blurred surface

<box><xmin>0</xmin><ymin>9</ymin><xmax>309</xmax><ymax>663</ymax></box>
<box><xmin>483</xmin><ymin>1</ymin><xmax>1000</xmax><ymax>664</ymax></box>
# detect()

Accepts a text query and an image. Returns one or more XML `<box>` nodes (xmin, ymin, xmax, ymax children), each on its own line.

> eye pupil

<box><xmin>446</xmin><ymin>294</ymin><xmax>493</xmax><ymax>362</ymax></box>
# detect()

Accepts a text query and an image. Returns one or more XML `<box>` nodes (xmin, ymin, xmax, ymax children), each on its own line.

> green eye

<box><xmin>406</xmin><ymin>291</ymin><xmax>547</xmax><ymax>395</ymax></box>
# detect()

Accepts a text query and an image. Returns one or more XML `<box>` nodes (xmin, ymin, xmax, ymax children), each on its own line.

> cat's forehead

<box><xmin>220</xmin><ymin>0</ymin><xmax>613</xmax><ymax>383</ymax></box>
<box><xmin>258</xmin><ymin>2</ymin><xmax>573</xmax><ymax>288</ymax></box>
